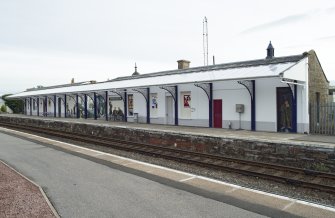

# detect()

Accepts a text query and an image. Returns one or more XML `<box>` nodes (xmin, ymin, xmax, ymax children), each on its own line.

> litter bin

<box><xmin>133</xmin><ymin>113</ymin><xmax>139</xmax><ymax>123</ymax></box>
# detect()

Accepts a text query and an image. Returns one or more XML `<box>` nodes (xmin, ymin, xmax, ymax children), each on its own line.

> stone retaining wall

<box><xmin>1</xmin><ymin>116</ymin><xmax>334</xmax><ymax>172</ymax></box>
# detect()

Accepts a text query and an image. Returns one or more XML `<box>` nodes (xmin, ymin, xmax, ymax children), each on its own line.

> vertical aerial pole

<box><xmin>94</xmin><ymin>92</ymin><xmax>97</xmax><ymax>120</ymax></box>
<box><xmin>203</xmin><ymin>16</ymin><xmax>209</xmax><ymax>66</ymax></box>
<box><xmin>105</xmin><ymin>91</ymin><xmax>108</xmax><ymax>121</ymax></box>
<box><xmin>64</xmin><ymin>94</ymin><xmax>67</xmax><ymax>118</ymax></box>
<box><xmin>84</xmin><ymin>94</ymin><xmax>88</xmax><ymax>119</ymax></box>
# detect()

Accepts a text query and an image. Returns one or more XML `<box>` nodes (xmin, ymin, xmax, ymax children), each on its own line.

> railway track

<box><xmin>0</xmin><ymin>121</ymin><xmax>335</xmax><ymax>194</ymax></box>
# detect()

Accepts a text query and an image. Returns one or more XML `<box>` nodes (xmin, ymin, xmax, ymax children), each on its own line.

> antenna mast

<box><xmin>203</xmin><ymin>16</ymin><xmax>209</xmax><ymax>66</ymax></box>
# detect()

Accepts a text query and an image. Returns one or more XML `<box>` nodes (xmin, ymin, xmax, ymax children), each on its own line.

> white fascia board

<box><xmin>9</xmin><ymin>62</ymin><xmax>296</xmax><ymax>98</ymax></box>
<box><xmin>282</xmin><ymin>57</ymin><xmax>308</xmax><ymax>82</ymax></box>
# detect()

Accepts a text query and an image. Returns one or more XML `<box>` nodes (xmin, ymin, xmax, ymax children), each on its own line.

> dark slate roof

<box><xmin>111</xmin><ymin>53</ymin><xmax>307</xmax><ymax>82</ymax></box>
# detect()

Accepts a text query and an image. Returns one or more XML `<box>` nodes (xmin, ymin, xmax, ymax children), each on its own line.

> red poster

<box><xmin>183</xmin><ymin>95</ymin><xmax>191</xmax><ymax>108</ymax></box>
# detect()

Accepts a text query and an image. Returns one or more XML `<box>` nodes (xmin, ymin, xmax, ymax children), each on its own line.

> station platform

<box><xmin>1</xmin><ymin>114</ymin><xmax>334</xmax><ymax>147</ymax></box>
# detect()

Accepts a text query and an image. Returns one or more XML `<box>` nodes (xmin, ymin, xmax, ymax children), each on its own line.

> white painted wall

<box><xmin>179</xmin><ymin>84</ymin><xmax>208</xmax><ymax>119</ymax></box>
<box><xmin>296</xmin><ymin>84</ymin><xmax>309</xmax><ymax>133</ymax></box>
<box><xmin>131</xmin><ymin>92</ymin><xmax>146</xmax><ymax>122</ymax></box>
<box><xmin>213</xmin><ymin>80</ymin><xmax>251</xmax><ymax>129</ymax></box>
<box><xmin>283</xmin><ymin>57</ymin><xmax>308</xmax><ymax>82</ymax></box>
<box><xmin>255</xmin><ymin>78</ymin><xmax>287</xmax><ymax>131</ymax></box>
<box><xmin>151</xmin><ymin>87</ymin><xmax>166</xmax><ymax>118</ymax></box>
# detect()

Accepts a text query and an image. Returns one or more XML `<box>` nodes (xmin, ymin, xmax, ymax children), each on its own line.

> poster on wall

<box><xmin>183</xmin><ymin>94</ymin><xmax>191</xmax><ymax>108</ymax></box>
<box><xmin>180</xmin><ymin>92</ymin><xmax>191</xmax><ymax>119</ymax></box>
<box><xmin>150</xmin><ymin>93</ymin><xmax>158</xmax><ymax>117</ymax></box>
<box><xmin>128</xmin><ymin>94</ymin><xmax>133</xmax><ymax>116</ymax></box>
<box><xmin>151</xmin><ymin>94</ymin><xmax>158</xmax><ymax>109</ymax></box>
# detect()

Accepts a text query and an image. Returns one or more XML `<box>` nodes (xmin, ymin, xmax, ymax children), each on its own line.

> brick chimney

<box><xmin>177</xmin><ymin>60</ymin><xmax>190</xmax><ymax>69</ymax></box>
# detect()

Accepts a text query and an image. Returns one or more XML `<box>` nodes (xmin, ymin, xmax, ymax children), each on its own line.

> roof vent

<box><xmin>177</xmin><ymin>60</ymin><xmax>190</xmax><ymax>69</ymax></box>
<box><xmin>266</xmin><ymin>41</ymin><xmax>274</xmax><ymax>59</ymax></box>
<box><xmin>132</xmin><ymin>63</ymin><xmax>140</xmax><ymax>76</ymax></box>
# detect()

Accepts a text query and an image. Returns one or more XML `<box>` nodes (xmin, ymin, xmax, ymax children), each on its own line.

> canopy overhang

<box><xmin>9</xmin><ymin>57</ymin><xmax>308</xmax><ymax>99</ymax></box>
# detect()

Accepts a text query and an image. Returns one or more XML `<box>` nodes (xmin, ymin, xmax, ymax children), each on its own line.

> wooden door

<box><xmin>213</xmin><ymin>99</ymin><xmax>222</xmax><ymax>128</ymax></box>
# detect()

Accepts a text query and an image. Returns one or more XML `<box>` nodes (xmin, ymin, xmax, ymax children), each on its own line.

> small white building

<box><xmin>9</xmin><ymin>43</ymin><xmax>329</xmax><ymax>133</ymax></box>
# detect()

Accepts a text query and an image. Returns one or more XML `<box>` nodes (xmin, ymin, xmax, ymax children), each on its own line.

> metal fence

<box><xmin>309</xmin><ymin>102</ymin><xmax>335</xmax><ymax>135</ymax></box>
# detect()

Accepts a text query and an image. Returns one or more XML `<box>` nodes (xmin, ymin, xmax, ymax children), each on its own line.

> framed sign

<box><xmin>183</xmin><ymin>94</ymin><xmax>191</xmax><ymax>108</ymax></box>
<box><xmin>180</xmin><ymin>92</ymin><xmax>191</xmax><ymax>119</ymax></box>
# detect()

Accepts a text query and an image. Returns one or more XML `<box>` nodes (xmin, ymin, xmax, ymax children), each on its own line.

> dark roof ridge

<box><xmin>111</xmin><ymin>53</ymin><xmax>306</xmax><ymax>82</ymax></box>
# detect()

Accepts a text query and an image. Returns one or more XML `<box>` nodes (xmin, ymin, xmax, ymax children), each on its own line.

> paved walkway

<box><xmin>1</xmin><ymin>114</ymin><xmax>334</xmax><ymax>147</ymax></box>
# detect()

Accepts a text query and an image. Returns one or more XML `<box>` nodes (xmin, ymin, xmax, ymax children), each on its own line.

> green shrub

<box><xmin>0</xmin><ymin>104</ymin><xmax>7</xmax><ymax>113</ymax></box>
<box><xmin>1</xmin><ymin>94</ymin><xmax>23</xmax><ymax>113</ymax></box>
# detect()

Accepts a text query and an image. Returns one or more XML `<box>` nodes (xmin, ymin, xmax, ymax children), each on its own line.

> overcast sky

<box><xmin>1</xmin><ymin>0</ymin><xmax>335</xmax><ymax>94</ymax></box>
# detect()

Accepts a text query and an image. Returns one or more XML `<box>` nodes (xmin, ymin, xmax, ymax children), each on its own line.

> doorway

<box><xmin>277</xmin><ymin>87</ymin><xmax>293</xmax><ymax>132</ymax></box>
<box><xmin>213</xmin><ymin>99</ymin><xmax>222</xmax><ymax>128</ymax></box>
<box><xmin>166</xmin><ymin>96</ymin><xmax>174</xmax><ymax>125</ymax></box>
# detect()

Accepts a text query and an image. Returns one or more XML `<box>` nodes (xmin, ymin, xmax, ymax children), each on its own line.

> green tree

<box><xmin>0</xmin><ymin>104</ymin><xmax>7</xmax><ymax>113</ymax></box>
<box><xmin>2</xmin><ymin>94</ymin><xmax>24</xmax><ymax>113</ymax></box>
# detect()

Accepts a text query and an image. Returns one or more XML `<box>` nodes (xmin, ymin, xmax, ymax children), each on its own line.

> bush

<box><xmin>2</xmin><ymin>94</ymin><xmax>24</xmax><ymax>113</ymax></box>
<box><xmin>0</xmin><ymin>104</ymin><xmax>7</xmax><ymax>113</ymax></box>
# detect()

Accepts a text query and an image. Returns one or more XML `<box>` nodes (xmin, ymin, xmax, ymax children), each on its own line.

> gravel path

<box><xmin>0</xmin><ymin>161</ymin><xmax>56</xmax><ymax>218</ymax></box>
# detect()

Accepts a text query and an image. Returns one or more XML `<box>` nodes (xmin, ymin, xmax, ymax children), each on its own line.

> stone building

<box><xmin>307</xmin><ymin>50</ymin><xmax>329</xmax><ymax>104</ymax></box>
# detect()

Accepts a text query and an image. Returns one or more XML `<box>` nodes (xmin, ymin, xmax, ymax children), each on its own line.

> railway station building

<box><xmin>9</xmin><ymin>43</ymin><xmax>329</xmax><ymax>134</ymax></box>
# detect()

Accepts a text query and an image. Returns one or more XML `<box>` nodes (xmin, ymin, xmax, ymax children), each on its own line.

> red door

<box><xmin>213</xmin><ymin>100</ymin><xmax>222</xmax><ymax>128</ymax></box>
